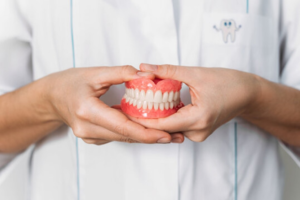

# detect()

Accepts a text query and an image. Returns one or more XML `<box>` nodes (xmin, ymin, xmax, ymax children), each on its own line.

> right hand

<box><xmin>45</xmin><ymin>66</ymin><xmax>184</xmax><ymax>145</ymax></box>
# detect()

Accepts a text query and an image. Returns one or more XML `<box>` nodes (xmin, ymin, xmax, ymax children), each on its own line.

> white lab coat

<box><xmin>0</xmin><ymin>0</ymin><xmax>300</xmax><ymax>199</ymax></box>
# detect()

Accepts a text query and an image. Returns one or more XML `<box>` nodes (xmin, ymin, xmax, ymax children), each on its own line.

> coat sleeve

<box><xmin>0</xmin><ymin>0</ymin><xmax>32</xmax><ymax>169</ymax></box>
<box><xmin>279</xmin><ymin>0</ymin><xmax>300</xmax><ymax>167</ymax></box>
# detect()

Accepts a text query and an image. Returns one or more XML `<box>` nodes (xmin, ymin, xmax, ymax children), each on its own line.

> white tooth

<box><xmin>165</xmin><ymin>102</ymin><xmax>169</xmax><ymax>110</ymax></box>
<box><xmin>133</xmin><ymin>99</ymin><xmax>137</xmax><ymax>106</ymax></box>
<box><xmin>148</xmin><ymin>102</ymin><xmax>153</xmax><ymax>110</ymax></box>
<box><xmin>162</xmin><ymin>92</ymin><xmax>168</xmax><ymax>102</ymax></box>
<box><xmin>174</xmin><ymin>91</ymin><xmax>179</xmax><ymax>101</ymax></box>
<box><xmin>129</xmin><ymin>98</ymin><xmax>133</xmax><ymax>105</ymax></box>
<box><xmin>170</xmin><ymin>102</ymin><xmax>174</xmax><ymax>109</ymax></box>
<box><xmin>137</xmin><ymin>100</ymin><xmax>142</xmax><ymax>109</ymax></box>
<box><xmin>130</xmin><ymin>89</ymin><xmax>134</xmax><ymax>98</ymax></box>
<box><xmin>126</xmin><ymin>88</ymin><xmax>129</xmax><ymax>96</ymax></box>
<box><xmin>168</xmin><ymin>91</ymin><xmax>174</xmax><ymax>102</ymax></box>
<box><xmin>135</xmin><ymin>89</ymin><xmax>140</xmax><ymax>100</ymax></box>
<box><xmin>146</xmin><ymin>90</ymin><xmax>154</xmax><ymax>102</ymax></box>
<box><xmin>154</xmin><ymin>103</ymin><xmax>159</xmax><ymax>110</ymax></box>
<box><xmin>154</xmin><ymin>90</ymin><xmax>162</xmax><ymax>103</ymax></box>
<box><xmin>142</xmin><ymin>101</ymin><xmax>147</xmax><ymax>109</ymax></box>
<box><xmin>126</xmin><ymin>96</ymin><xmax>130</xmax><ymax>103</ymax></box>
<box><xmin>140</xmin><ymin>90</ymin><xmax>146</xmax><ymax>101</ymax></box>
<box><xmin>159</xmin><ymin>103</ymin><xmax>164</xmax><ymax>111</ymax></box>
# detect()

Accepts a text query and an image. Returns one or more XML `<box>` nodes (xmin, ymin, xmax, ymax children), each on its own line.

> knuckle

<box><xmin>120</xmin><ymin>137</ymin><xmax>136</xmax><ymax>143</ymax></box>
<box><xmin>121</xmin><ymin>65</ymin><xmax>134</xmax><ymax>74</ymax></box>
<box><xmin>163</xmin><ymin>64</ymin><xmax>177</xmax><ymax>78</ymax></box>
<box><xmin>72</xmin><ymin>124</ymin><xmax>88</xmax><ymax>138</ymax></box>
<box><xmin>75</xmin><ymin>104</ymin><xmax>89</xmax><ymax>120</ymax></box>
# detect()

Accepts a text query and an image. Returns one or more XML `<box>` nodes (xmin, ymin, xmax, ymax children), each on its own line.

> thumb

<box><xmin>96</xmin><ymin>65</ymin><xmax>155</xmax><ymax>85</ymax></box>
<box><xmin>139</xmin><ymin>63</ymin><xmax>195</xmax><ymax>85</ymax></box>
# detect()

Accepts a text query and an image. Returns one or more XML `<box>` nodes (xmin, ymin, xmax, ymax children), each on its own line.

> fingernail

<box><xmin>171</xmin><ymin>137</ymin><xmax>183</xmax><ymax>143</ymax></box>
<box><xmin>142</xmin><ymin>63</ymin><xmax>158</xmax><ymax>72</ymax></box>
<box><xmin>137</xmin><ymin>72</ymin><xmax>153</xmax><ymax>77</ymax></box>
<box><xmin>157</xmin><ymin>138</ymin><xmax>170</xmax><ymax>144</ymax></box>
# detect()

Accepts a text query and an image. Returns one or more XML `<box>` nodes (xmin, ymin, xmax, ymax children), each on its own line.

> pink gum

<box><xmin>125</xmin><ymin>78</ymin><xmax>182</xmax><ymax>93</ymax></box>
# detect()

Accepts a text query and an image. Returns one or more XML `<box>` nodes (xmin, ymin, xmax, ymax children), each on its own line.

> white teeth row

<box><xmin>124</xmin><ymin>95</ymin><xmax>181</xmax><ymax>111</ymax></box>
<box><xmin>125</xmin><ymin>88</ymin><xmax>180</xmax><ymax>103</ymax></box>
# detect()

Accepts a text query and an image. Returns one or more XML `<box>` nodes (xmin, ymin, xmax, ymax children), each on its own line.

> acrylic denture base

<box><xmin>121</xmin><ymin>78</ymin><xmax>183</xmax><ymax>118</ymax></box>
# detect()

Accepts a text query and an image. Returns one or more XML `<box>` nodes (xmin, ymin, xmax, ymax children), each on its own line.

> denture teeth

<box><xmin>125</xmin><ymin>95</ymin><xmax>130</xmax><ymax>103</ymax></box>
<box><xmin>133</xmin><ymin>99</ymin><xmax>137</xmax><ymax>106</ymax></box>
<box><xmin>140</xmin><ymin>90</ymin><xmax>146</xmax><ymax>101</ymax></box>
<box><xmin>137</xmin><ymin>100</ymin><xmax>142</xmax><ymax>109</ymax></box>
<box><xmin>142</xmin><ymin>101</ymin><xmax>147</xmax><ymax>109</ymax></box>
<box><xmin>170</xmin><ymin>102</ymin><xmax>174</xmax><ymax>109</ymax></box>
<box><xmin>162</xmin><ymin>92</ymin><xmax>168</xmax><ymax>103</ymax></box>
<box><xmin>159</xmin><ymin>103</ymin><xmax>164</xmax><ymax>111</ymax></box>
<box><xmin>154</xmin><ymin>90</ymin><xmax>162</xmax><ymax>103</ymax></box>
<box><xmin>165</xmin><ymin>102</ymin><xmax>169</xmax><ymax>110</ymax></box>
<box><xmin>174</xmin><ymin>91</ymin><xmax>179</xmax><ymax>101</ymax></box>
<box><xmin>148</xmin><ymin>102</ymin><xmax>153</xmax><ymax>110</ymax></box>
<box><xmin>168</xmin><ymin>91</ymin><xmax>174</xmax><ymax>102</ymax></box>
<box><xmin>154</xmin><ymin>103</ymin><xmax>159</xmax><ymax>110</ymax></box>
<box><xmin>129</xmin><ymin>98</ymin><xmax>133</xmax><ymax>105</ymax></box>
<box><xmin>134</xmin><ymin>88</ymin><xmax>139</xmax><ymax>99</ymax></box>
<box><xmin>146</xmin><ymin>90</ymin><xmax>154</xmax><ymax>102</ymax></box>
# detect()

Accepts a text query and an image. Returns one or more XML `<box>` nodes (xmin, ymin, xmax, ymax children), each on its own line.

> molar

<box><xmin>174</xmin><ymin>91</ymin><xmax>179</xmax><ymax>101</ymax></box>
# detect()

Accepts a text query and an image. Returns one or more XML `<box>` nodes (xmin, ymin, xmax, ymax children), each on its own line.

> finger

<box><xmin>111</xmin><ymin>105</ymin><xmax>121</xmax><ymax>110</ymax></box>
<box><xmin>128</xmin><ymin>104</ymin><xmax>196</xmax><ymax>132</ymax></box>
<box><xmin>170</xmin><ymin>133</ymin><xmax>185</xmax><ymax>143</ymax></box>
<box><xmin>85</xmin><ymin>98</ymin><xmax>172</xmax><ymax>143</ymax></box>
<box><xmin>95</xmin><ymin>65</ymin><xmax>155</xmax><ymax>86</ymax></box>
<box><xmin>139</xmin><ymin>63</ymin><xmax>197</xmax><ymax>85</ymax></box>
<box><xmin>183</xmin><ymin>130</ymin><xmax>209</xmax><ymax>143</ymax></box>
<box><xmin>75</xmin><ymin>122</ymin><xmax>140</xmax><ymax>143</ymax></box>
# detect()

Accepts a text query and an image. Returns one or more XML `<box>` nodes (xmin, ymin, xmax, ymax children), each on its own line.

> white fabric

<box><xmin>0</xmin><ymin>0</ymin><xmax>299</xmax><ymax>200</ymax></box>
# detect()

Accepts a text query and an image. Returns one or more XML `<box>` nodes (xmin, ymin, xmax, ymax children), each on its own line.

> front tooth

<box><xmin>154</xmin><ymin>103</ymin><xmax>159</xmax><ymax>110</ymax></box>
<box><xmin>170</xmin><ymin>102</ymin><xmax>174</xmax><ymax>109</ymax></box>
<box><xmin>174</xmin><ymin>91</ymin><xmax>179</xmax><ymax>101</ymax></box>
<box><xmin>154</xmin><ymin>90</ymin><xmax>162</xmax><ymax>103</ymax></box>
<box><xmin>148</xmin><ymin>102</ymin><xmax>153</xmax><ymax>110</ymax></box>
<box><xmin>142</xmin><ymin>101</ymin><xmax>147</xmax><ymax>109</ymax></box>
<box><xmin>130</xmin><ymin>89</ymin><xmax>134</xmax><ymax>98</ymax></box>
<box><xmin>165</xmin><ymin>102</ymin><xmax>169</xmax><ymax>110</ymax></box>
<box><xmin>162</xmin><ymin>92</ymin><xmax>168</xmax><ymax>102</ymax></box>
<box><xmin>146</xmin><ymin>90</ymin><xmax>154</xmax><ymax>102</ymax></box>
<box><xmin>135</xmin><ymin>89</ymin><xmax>140</xmax><ymax>100</ymax></box>
<box><xmin>168</xmin><ymin>91</ymin><xmax>174</xmax><ymax>102</ymax></box>
<box><xmin>140</xmin><ymin>90</ymin><xmax>146</xmax><ymax>101</ymax></box>
<box><xmin>159</xmin><ymin>103</ymin><xmax>164</xmax><ymax>111</ymax></box>
<box><xmin>137</xmin><ymin>100</ymin><xmax>142</xmax><ymax>109</ymax></box>
<box><xmin>129</xmin><ymin>98</ymin><xmax>133</xmax><ymax>105</ymax></box>
<box><xmin>125</xmin><ymin>95</ymin><xmax>130</xmax><ymax>103</ymax></box>
<box><xmin>133</xmin><ymin>99</ymin><xmax>137</xmax><ymax>106</ymax></box>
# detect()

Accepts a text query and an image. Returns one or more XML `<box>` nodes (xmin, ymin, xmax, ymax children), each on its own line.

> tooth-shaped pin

<box><xmin>148</xmin><ymin>102</ymin><xmax>153</xmax><ymax>110</ymax></box>
<box><xmin>168</xmin><ymin>91</ymin><xmax>174</xmax><ymax>102</ymax></box>
<box><xmin>133</xmin><ymin>99</ymin><xmax>137</xmax><ymax>106</ymax></box>
<box><xmin>142</xmin><ymin>101</ymin><xmax>147</xmax><ymax>109</ymax></box>
<box><xmin>137</xmin><ymin>100</ymin><xmax>142</xmax><ymax>109</ymax></box>
<box><xmin>135</xmin><ymin>88</ymin><xmax>140</xmax><ymax>100</ymax></box>
<box><xmin>146</xmin><ymin>90</ymin><xmax>154</xmax><ymax>102</ymax></box>
<box><xmin>162</xmin><ymin>92</ymin><xmax>168</xmax><ymax>102</ymax></box>
<box><xmin>140</xmin><ymin>90</ymin><xmax>146</xmax><ymax>101</ymax></box>
<box><xmin>174</xmin><ymin>91</ymin><xmax>179</xmax><ymax>101</ymax></box>
<box><xmin>154</xmin><ymin>90</ymin><xmax>162</xmax><ymax>103</ymax></box>
<box><xmin>170</xmin><ymin>102</ymin><xmax>174</xmax><ymax>109</ymax></box>
<box><xmin>165</xmin><ymin>102</ymin><xmax>169</xmax><ymax>110</ymax></box>
<box><xmin>129</xmin><ymin>98</ymin><xmax>133</xmax><ymax>105</ymax></box>
<box><xmin>154</xmin><ymin>103</ymin><xmax>159</xmax><ymax>110</ymax></box>
<box><xmin>159</xmin><ymin>103</ymin><xmax>164</xmax><ymax>111</ymax></box>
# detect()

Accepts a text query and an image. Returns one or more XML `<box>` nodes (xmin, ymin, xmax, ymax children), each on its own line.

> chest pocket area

<box><xmin>200</xmin><ymin>13</ymin><xmax>278</xmax><ymax>81</ymax></box>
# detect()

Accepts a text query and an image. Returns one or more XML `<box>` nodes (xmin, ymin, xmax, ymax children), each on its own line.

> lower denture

<box><xmin>121</xmin><ymin>78</ymin><xmax>184</xmax><ymax>118</ymax></box>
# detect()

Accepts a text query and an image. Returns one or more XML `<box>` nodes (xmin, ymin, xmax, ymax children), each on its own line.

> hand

<box><xmin>46</xmin><ymin>65</ymin><xmax>184</xmax><ymax>145</ymax></box>
<box><xmin>129</xmin><ymin>63</ymin><xmax>261</xmax><ymax>142</ymax></box>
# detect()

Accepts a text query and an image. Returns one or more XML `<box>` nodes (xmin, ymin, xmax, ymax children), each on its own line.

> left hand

<box><xmin>129</xmin><ymin>63</ymin><xmax>262</xmax><ymax>142</ymax></box>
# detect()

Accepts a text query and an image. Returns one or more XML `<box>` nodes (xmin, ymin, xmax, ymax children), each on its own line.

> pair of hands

<box><xmin>47</xmin><ymin>63</ymin><xmax>260</xmax><ymax>145</ymax></box>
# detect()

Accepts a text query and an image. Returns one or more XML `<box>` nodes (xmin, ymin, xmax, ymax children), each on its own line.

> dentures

<box><xmin>121</xmin><ymin>78</ymin><xmax>184</xmax><ymax>118</ymax></box>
